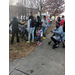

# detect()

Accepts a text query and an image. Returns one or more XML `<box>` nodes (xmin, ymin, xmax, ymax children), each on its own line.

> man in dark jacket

<box><xmin>9</xmin><ymin>17</ymin><xmax>25</xmax><ymax>45</ymax></box>
<box><xmin>36</xmin><ymin>16</ymin><xmax>41</xmax><ymax>30</ymax></box>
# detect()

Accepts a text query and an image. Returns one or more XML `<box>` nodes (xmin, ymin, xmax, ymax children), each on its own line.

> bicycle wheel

<box><xmin>24</xmin><ymin>33</ymin><xmax>28</xmax><ymax>41</ymax></box>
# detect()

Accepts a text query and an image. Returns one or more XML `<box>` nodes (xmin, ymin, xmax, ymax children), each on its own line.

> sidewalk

<box><xmin>9</xmin><ymin>33</ymin><xmax>65</xmax><ymax>75</ymax></box>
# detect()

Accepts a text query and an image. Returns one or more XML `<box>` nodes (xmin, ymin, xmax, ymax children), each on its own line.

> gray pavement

<box><xmin>9</xmin><ymin>33</ymin><xmax>65</xmax><ymax>75</ymax></box>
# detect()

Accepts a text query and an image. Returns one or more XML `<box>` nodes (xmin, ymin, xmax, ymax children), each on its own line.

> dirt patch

<box><xmin>9</xmin><ymin>25</ymin><xmax>55</xmax><ymax>61</ymax></box>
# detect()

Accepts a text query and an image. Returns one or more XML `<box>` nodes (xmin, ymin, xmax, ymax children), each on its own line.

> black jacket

<box><xmin>36</xmin><ymin>19</ymin><xmax>41</xmax><ymax>27</ymax></box>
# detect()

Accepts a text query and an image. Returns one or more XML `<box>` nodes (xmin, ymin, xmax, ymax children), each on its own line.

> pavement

<box><xmin>9</xmin><ymin>31</ymin><xmax>65</xmax><ymax>75</ymax></box>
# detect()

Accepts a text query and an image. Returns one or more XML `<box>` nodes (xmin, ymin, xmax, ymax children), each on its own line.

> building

<box><xmin>9</xmin><ymin>5</ymin><xmax>38</xmax><ymax>21</ymax></box>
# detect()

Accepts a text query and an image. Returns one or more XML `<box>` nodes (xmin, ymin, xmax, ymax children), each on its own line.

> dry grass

<box><xmin>9</xmin><ymin>25</ymin><xmax>55</xmax><ymax>61</ymax></box>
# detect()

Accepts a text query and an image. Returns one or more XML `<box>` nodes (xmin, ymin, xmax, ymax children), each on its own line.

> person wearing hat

<box><xmin>9</xmin><ymin>17</ymin><xmax>25</xmax><ymax>45</ymax></box>
<box><xmin>42</xmin><ymin>16</ymin><xmax>47</xmax><ymax>39</ymax></box>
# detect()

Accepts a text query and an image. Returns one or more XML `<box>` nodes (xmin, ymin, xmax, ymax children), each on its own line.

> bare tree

<box><xmin>33</xmin><ymin>0</ymin><xmax>46</xmax><ymax>18</ymax></box>
<box><xmin>43</xmin><ymin>0</ymin><xmax>65</xmax><ymax>20</ymax></box>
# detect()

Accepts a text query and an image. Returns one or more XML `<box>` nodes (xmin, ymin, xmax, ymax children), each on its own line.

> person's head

<box><xmin>29</xmin><ymin>15</ymin><xmax>33</xmax><ymax>19</ymax></box>
<box><xmin>44</xmin><ymin>16</ymin><xmax>46</xmax><ymax>20</ymax></box>
<box><xmin>38</xmin><ymin>26</ymin><xmax>41</xmax><ymax>30</ymax></box>
<box><xmin>57</xmin><ymin>17</ymin><xmax>61</xmax><ymax>22</ymax></box>
<box><xmin>37</xmin><ymin>16</ymin><xmax>40</xmax><ymax>20</ymax></box>
<box><xmin>61</xmin><ymin>15</ymin><xmax>64</xmax><ymax>20</ymax></box>
<box><xmin>13</xmin><ymin>17</ymin><xmax>17</xmax><ymax>20</ymax></box>
<box><xmin>56</xmin><ymin>22</ymin><xmax>60</xmax><ymax>28</ymax></box>
<box><xmin>30</xmin><ymin>12</ymin><xmax>32</xmax><ymax>15</ymax></box>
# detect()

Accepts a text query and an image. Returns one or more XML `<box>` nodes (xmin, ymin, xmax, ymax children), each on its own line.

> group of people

<box><xmin>9</xmin><ymin>12</ymin><xmax>65</xmax><ymax>48</ymax></box>
<box><xmin>27</xmin><ymin>12</ymin><xmax>48</xmax><ymax>46</ymax></box>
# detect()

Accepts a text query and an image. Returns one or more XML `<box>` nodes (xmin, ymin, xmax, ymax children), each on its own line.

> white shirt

<box><xmin>42</xmin><ymin>19</ymin><xmax>47</xmax><ymax>27</ymax></box>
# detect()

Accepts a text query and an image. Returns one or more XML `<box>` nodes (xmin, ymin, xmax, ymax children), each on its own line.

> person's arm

<box><xmin>9</xmin><ymin>21</ymin><xmax>12</xmax><ymax>27</ymax></box>
<box><xmin>51</xmin><ymin>27</ymin><xmax>56</xmax><ymax>32</ymax></box>
<box><xmin>18</xmin><ymin>21</ymin><xmax>25</xmax><ymax>25</ymax></box>
<box><xmin>27</xmin><ymin>20</ymin><xmax>30</xmax><ymax>32</ymax></box>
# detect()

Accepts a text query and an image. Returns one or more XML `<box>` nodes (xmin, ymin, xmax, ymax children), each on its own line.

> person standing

<box><xmin>56</xmin><ymin>17</ymin><xmax>61</xmax><ymax>23</ymax></box>
<box><xmin>27</xmin><ymin>16</ymin><xmax>35</xmax><ymax>43</ymax></box>
<box><xmin>9</xmin><ymin>17</ymin><xmax>25</xmax><ymax>45</ymax></box>
<box><xmin>42</xmin><ymin>16</ymin><xmax>47</xmax><ymax>39</ymax></box>
<box><xmin>36</xmin><ymin>16</ymin><xmax>41</xmax><ymax>31</ymax></box>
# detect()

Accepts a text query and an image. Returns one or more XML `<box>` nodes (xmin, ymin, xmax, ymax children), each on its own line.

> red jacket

<box><xmin>60</xmin><ymin>20</ymin><xmax>65</xmax><ymax>26</ymax></box>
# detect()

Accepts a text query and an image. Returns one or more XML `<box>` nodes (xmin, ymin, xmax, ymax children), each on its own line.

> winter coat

<box><xmin>52</xmin><ymin>26</ymin><xmax>65</xmax><ymax>41</ymax></box>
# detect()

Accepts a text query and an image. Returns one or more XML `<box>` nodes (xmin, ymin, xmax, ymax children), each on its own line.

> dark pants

<box><xmin>11</xmin><ymin>29</ymin><xmax>19</xmax><ymax>43</ymax></box>
<box><xmin>34</xmin><ymin>27</ymin><xmax>36</xmax><ymax>37</ymax></box>
<box><xmin>37</xmin><ymin>35</ymin><xmax>41</xmax><ymax>42</ymax></box>
<box><xmin>51</xmin><ymin>37</ymin><xmax>60</xmax><ymax>44</ymax></box>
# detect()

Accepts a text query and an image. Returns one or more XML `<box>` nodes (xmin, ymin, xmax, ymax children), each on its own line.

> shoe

<box><xmin>62</xmin><ymin>45</ymin><xmax>65</xmax><ymax>48</ymax></box>
<box><xmin>27</xmin><ymin>41</ymin><xmax>30</xmax><ymax>43</ymax></box>
<box><xmin>43</xmin><ymin>37</ymin><xmax>46</xmax><ymax>39</ymax></box>
<box><xmin>10</xmin><ymin>42</ymin><xmax>13</xmax><ymax>45</ymax></box>
<box><xmin>37</xmin><ymin>42</ymin><xmax>40</xmax><ymax>45</ymax></box>
<box><xmin>52</xmin><ymin>44</ymin><xmax>59</xmax><ymax>49</ymax></box>
<box><xmin>38</xmin><ymin>43</ymin><xmax>41</xmax><ymax>46</ymax></box>
<box><xmin>17</xmin><ymin>41</ymin><xmax>20</xmax><ymax>43</ymax></box>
